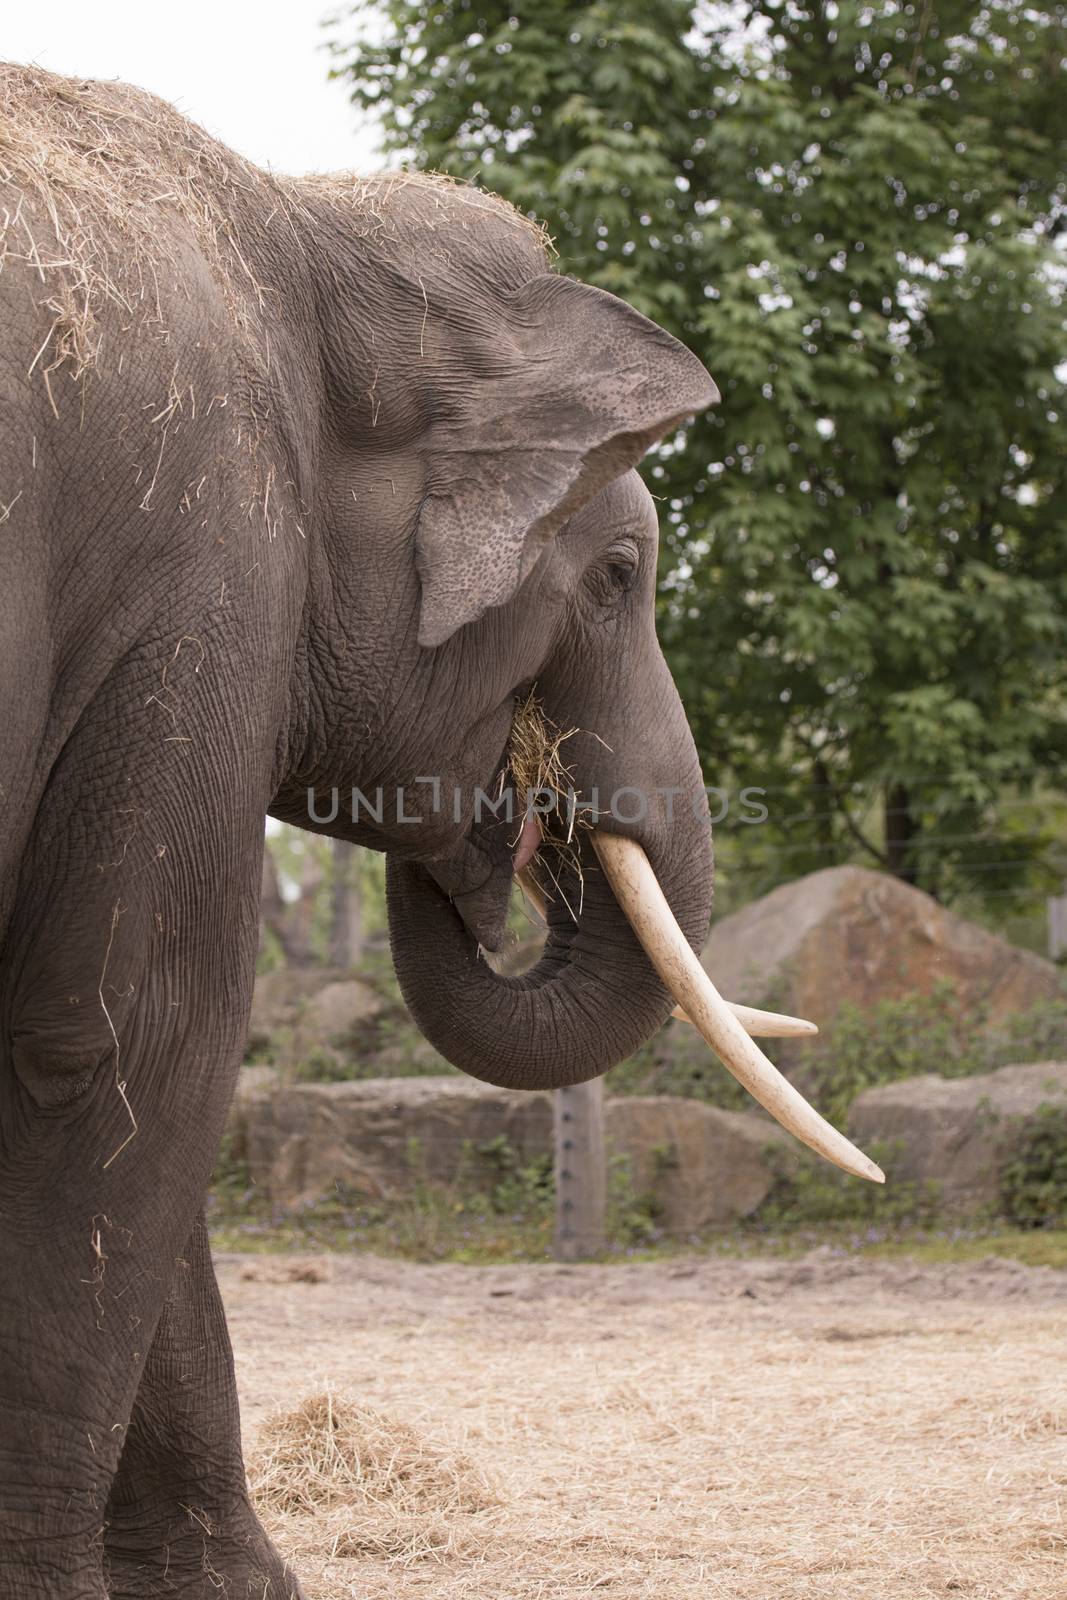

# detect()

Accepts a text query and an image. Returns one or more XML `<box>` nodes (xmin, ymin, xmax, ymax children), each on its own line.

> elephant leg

<box><xmin>103</xmin><ymin>1216</ymin><xmax>301</xmax><ymax>1599</ymax></box>
<box><xmin>0</xmin><ymin>1026</ymin><xmax>253</xmax><ymax>1599</ymax></box>
<box><xmin>0</xmin><ymin>947</ymin><xmax>261</xmax><ymax>1594</ymax></box>
<box><xmin>0</xmin><ymin>641</ymin><xmax>276</xmax><ymax>1597</ymax></box>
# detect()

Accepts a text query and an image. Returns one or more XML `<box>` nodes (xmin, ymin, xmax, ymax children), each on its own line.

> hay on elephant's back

<box><xmin>0</xmin><ymin>62</ymin><xmax>274</xmax><ymax>377</ymax></box>
<box><xmin>0</xmin><ymin>62</ymin><xmax>547</xmax><ymax>389</ymax></box>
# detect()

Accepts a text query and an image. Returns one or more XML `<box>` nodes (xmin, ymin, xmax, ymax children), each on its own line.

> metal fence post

<box><xmin>553</xmin><ymin>1079</ymin><xmax>606</xmax><ymax>1260</ymax></box>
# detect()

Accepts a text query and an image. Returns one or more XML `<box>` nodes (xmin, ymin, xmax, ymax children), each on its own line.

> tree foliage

<box><xmin>329</xmin><ymin>1</ymin><xmax>1067</xmax><ymax>904</ymax></box>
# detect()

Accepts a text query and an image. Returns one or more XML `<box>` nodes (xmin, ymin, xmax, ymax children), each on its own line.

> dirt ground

<box><xmin>220</xmin><ymin>1249</ymin><xmax>1067</xmax><ymax>1600</ymax></box>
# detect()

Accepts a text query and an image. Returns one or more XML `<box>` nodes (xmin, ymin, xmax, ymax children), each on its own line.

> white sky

<box><xmin>2</xmin><ymin>0</ymin><xmax>382</xmax><ymax>175</ymax></box>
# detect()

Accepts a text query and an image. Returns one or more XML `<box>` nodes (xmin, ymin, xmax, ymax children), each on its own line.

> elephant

<box><xmin>0</xmin><ymin>63</ymin><xmax>879</xmax><ymax>1599</ymax></box>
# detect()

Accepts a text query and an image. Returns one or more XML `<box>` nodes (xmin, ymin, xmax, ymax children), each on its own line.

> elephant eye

<box><xmin>602</xmin><ymin>538</ymin><xmax>640</xmax><ymax>592</ymax></box>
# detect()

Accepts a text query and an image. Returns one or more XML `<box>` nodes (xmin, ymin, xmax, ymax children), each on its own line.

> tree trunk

<box><xmin>328</xmin><ymin>837</ymin><xmax>363</xmax><ymax>971</ymax></box>
<box><xmin>884</xmin><ymin>782</ymin><xmax>918</xmax><ymax>884</ymax></box>
<box><xmin>260</xmin><ymin>844</ymin><xmax>304</xmax><ymax>966</ymax></box>
<box><xmin>260</xmin><ymin>841</ymin><xmax>322</xmax><ymax>967</ymax></box>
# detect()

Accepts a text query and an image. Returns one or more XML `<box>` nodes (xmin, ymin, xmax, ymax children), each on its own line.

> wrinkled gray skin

<box><xmin>0</xmin><ymin>68</ymin><xmax>716</xmax><ymax>1599</ymax></box>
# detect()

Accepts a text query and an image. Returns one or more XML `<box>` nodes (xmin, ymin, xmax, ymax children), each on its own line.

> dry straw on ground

<box><xmin>248</xmin><ymin>1391</ymin><xmax>501</xmax><ymax>1568</ymax></box>
<box><xmin>249</xmin><ymin>1392</ymin><xmax>498</xmax><ymax>1516</ymax></box>
<box><xmin>228</xmin><ymin>1251</ymin><xmax>1067</xmax><ymax>1600</ymax></box>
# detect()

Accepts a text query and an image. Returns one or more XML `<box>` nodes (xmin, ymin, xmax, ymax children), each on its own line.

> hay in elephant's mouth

<box><xmin>505</xmin><ymin>690</ymin><xmax>579</xmax><ymax>826</ymax></box>
<box><xmin>248</xmin><ymin>1391</ymin><xmax>501</xmax><ymax>1567</ymax></box>
<box><xmin>505</xmin><ymin>689</ymin><xmax>594</xmax><ymax>924</ymax></box>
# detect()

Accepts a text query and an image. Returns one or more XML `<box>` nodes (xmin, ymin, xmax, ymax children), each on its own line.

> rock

<box><xmin>243</xmin><ymin>1075</ymin><xmax>554</xmax><ymax>1208</ymax></box>
<box><xmin>605</xmin><ymin>1097</ymin><xmax>791</xmax><ymax>1230</ymax></box>
<box><xmin>234</xmin><ymin>1063</ymin><xmax>282</xmax><ymax>1103</ymax></box>
<box><xmin>848</xmin><ymin>1060</ymin><xmax>1067</xmax><ymax>1211</ymax></box>
<box><xmin>247</xmin><ymin>970</ymin><xmax>383</xmax><ymax>1055</ymax></box>
<box><xmin>237</xmin><ymin>1071</ymin><xmax>790</xmax><ymax>1225</ymax></box>
<box><xmin>247</xmin><ymin>968</ymin><xmax>334</xmax><ymax>1048</ymax></box>
<box><xmin>227</xmin><ymin>1064</ymin><xmax>282</xmax><ymax>1163</ymax></box>
<box><xmin>700</xmin><ymin>865</ymin><xmax>1061</xmax><ymax>1030</ymax></box>
<box><xmin>301</xmin><ymin>978</ymin><xmax>381</xmax><ymax>1041</ymax></box>
<box><xmin>245</xmin><ymin>966</ymin><xmax>450</xmax><ymax>1078</ymax></box>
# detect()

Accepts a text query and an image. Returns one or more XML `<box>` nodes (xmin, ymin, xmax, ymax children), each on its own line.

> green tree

<box><xmin>328</xmin><ymin>1</ymin><xmax>1067</xmax><ymax>904</ymax></box>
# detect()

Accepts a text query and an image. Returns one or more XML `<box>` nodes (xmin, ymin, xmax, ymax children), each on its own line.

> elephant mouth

<box><xmin>420</xmin><ymin>751</ymin><xmax>534</xmax><ymax>953</ymax></box>
<box><xmin>424</xmin><ymin>808</ymin><xmax>542</xmax><ymax>954</ymax></box>
<box><xmin>512</xmin><ymin>811</ymin><xmax>542</xmax><ymax>873</ymax></box>
<box><xmin>404</xmin><ymin>684</ymin><xmax>883</xmax><ymax>1188</ymax></box>
<box><xmin>421</xmin><ymin>694</ymin><xmax>559</xmax><ymax>949</ymax></box>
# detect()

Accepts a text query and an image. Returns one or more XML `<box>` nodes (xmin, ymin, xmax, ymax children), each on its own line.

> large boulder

<box><xmin>247</xmin><ymin>967</ymin><xmax>381</xmax><ymax>1059</ymax></box>
<box><xmin>227</xmin><ymin>1064</ymin><xmax>283</xmax><ymax>1166</ymax></box>
<box><xmin>243</xmin><ymin>1075</ymin><xmax>554</xmax><ymax>1208</ymax></box>
<box><xmin>848</xmin><ymin>1060</ymin><xmax>1067</xmax><ymax>1211</ymax></box>
<box><xmin>246</xmin><ymin>967</ymin><xmax>451</xmax><ymax>1078</ymax></box>
<box><xmin>701</xmin><ymin>865</ymin><xmax>1061</xmax><ymax>1029</ymax></box>
<box><xmin>247</xmin><ymin>968</ymin><xmax>341</xmax><ymax>1052</ymax></box>
<box><xmin>301</xmin><ymin>978</ymin><xmax>381</xmax><ymax>1040</ymax></box>
<box><xmin>605</xmin><ymin>1097</ymin><xmax>790</xmax><ymax>1230</ymax></box>
<box><xmin>236</xmin><ymin>1074</ymin><xmax>788</xmax><ymax>1226</ymax></box>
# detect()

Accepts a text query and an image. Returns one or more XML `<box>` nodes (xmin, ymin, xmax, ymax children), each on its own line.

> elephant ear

<box><xmin>415</xmin><ymin>274</ymin><xmax>718</xmax><ymax>647</ymax></box>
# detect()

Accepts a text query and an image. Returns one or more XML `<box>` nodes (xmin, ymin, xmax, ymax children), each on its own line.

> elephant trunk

<box><xmin>385</xmin><ymin>797</ymin><xmax>712</xmax><ymax>1092</ymax></box>
<box><xmin>386</xmin><ymin>791</ymin><xmax>885</xmax><ymax>1183</ymax></box>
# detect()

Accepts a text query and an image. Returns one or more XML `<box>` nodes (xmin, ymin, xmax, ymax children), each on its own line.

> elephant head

<box><xmin>270</xmin><ymin>176</ymin><xmax>880</xmax><ymax>1182</ymax></box>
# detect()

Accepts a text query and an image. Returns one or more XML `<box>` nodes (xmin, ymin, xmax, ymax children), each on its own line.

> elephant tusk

<box><xmin>670</xmin><ymin>1002</ymin><xmax>818</xmax><ymax>1038</ymax></box>
<box><xmin>517</xmin><ymin>866</ymin><xmax>548</xmax><ymax>920</ymax></box>
<box><xmin>518</xmin><ymin>868</ymin><xmax>818</xmax><ymax>1041</ymax></box>
<box><xmin>591</xmin><ymin>833</ymin><xmax>885</xmax><ymax>1185</ymax></box>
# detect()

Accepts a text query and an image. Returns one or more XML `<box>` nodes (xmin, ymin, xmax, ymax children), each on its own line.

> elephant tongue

<box><xmin>512</xmin><ymin>813</ymin><xmax>542</xmax><ymax>872</ymax></box>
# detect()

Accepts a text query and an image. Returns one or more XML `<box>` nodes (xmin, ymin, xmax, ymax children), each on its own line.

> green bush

<box><xmin>210</xmin><ymin>1129</ymin><xmax>254</xmax><ymax>1209</ymax></box>
<box><xmin>606</xmin><ymin>1152</ymin><xmax>663</xmax><ymax>1245</ymax></box>
<box><xmin>759</xmin><ymin>1140</ymin><xmax>942</xmax><ymax>1228</ymax></box>
<box><xmin>606</xmin><ymin>1035</ymin><xmax>752</xmax><ymax>1113</ymax></box>
<box><xmin>994</xmin><ymin>1001</ymin><xmax>1067</xmax><ymax>1065</ymax></box>
<box><xmin>794</xmin><ymin>985</ymin><xmax>995</xmax><ymax>1128</ymax></box>
<box><xmin>609</xmin><ymin>986</ymin><xmax>1067</xmax><ymax>1129</ymax></box>
<box><xmin>290</xmin><ymin>1048</ymin><xmax>352</xmax><ymax>1083</ymax></box>
<box><xmin>471</xmin><ymin>1134</ymin><xmax>554</xmax><ymax>1218</ymax></box>
<box><xmin>1000</xmin><ymin>1103</ymin><xmax>1067</xmax><ymax>1228</ymax></box>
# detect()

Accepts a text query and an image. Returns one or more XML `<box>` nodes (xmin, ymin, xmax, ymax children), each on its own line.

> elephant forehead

<box><xmin>565</xmin><ymin>470</ymin><xmax>658</xmax><ymax>540</ymax></box>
